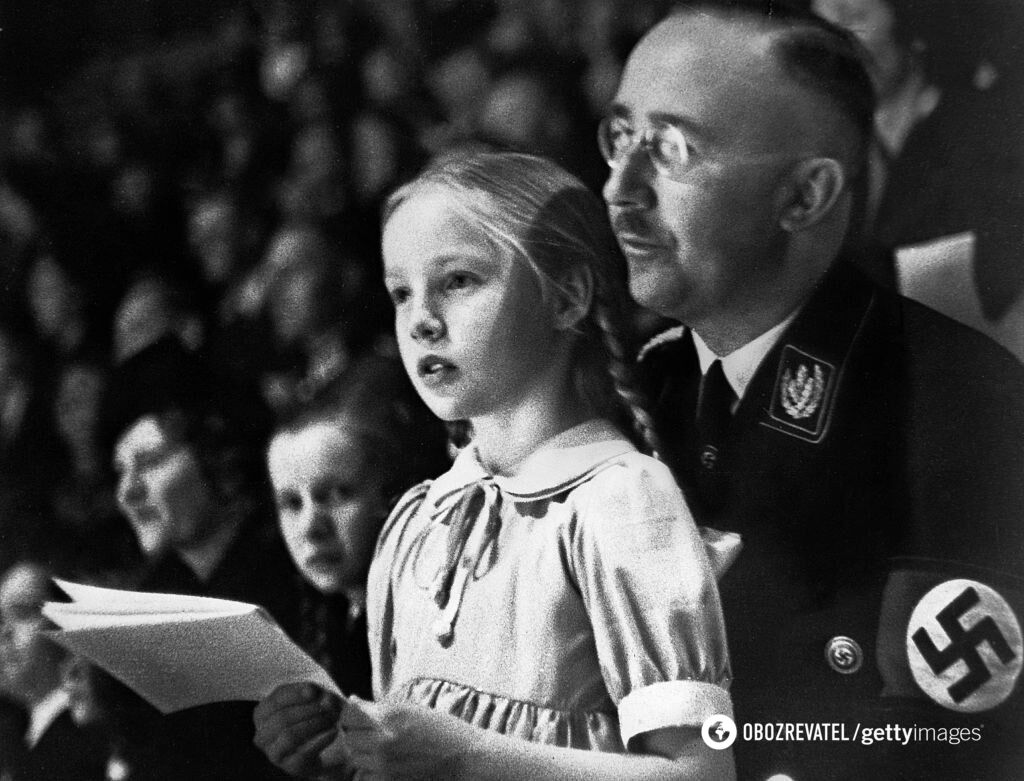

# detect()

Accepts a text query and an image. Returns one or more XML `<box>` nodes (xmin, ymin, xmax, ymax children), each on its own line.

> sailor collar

<box><xmin>424</xmin><ymin>418</ymin><xmax>635</xmax><ymax>514</ymax></box>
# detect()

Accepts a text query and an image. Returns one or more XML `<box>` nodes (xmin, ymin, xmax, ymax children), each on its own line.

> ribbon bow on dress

<box><xmin>428</xmin><ymin>477</ymin><xmax>503</xmax><ymax>646</ymax></box>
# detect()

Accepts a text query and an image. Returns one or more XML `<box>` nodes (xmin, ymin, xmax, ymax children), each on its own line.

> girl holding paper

<box><xmin>254</xmin><ymin>151</ymin><xmax>736</xmax><ymax>780</ymax></box>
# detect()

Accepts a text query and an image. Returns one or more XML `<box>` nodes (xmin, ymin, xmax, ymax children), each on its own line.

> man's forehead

<box><xmin>614</xmin><ymin>13</ymin><xmax>813</xmax><ymax>146</ymax></box>
<box><xmin>617</xmin><ymin>14</ymin><xmax>781</xmax><ymax>105</ymax></box>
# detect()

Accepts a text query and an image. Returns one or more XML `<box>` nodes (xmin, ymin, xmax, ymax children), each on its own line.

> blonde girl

<box><xmin>254</xmin><ymin>150</ymin><xmax>736</xmax><ymax>780</ymax></box>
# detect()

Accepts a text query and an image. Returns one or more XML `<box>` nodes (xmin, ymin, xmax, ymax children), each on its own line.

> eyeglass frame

<box><xmin>598</xmin><ymin>113</ymin><xmax>825</xmax><ymax>183</ymax></box>
<box><xmin>597</xmin><ymin>115</ymin><xmax>694</xmax><ymax>182</ymax></box>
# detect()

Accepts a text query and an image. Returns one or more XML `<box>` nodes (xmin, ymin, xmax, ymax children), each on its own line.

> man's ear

<box><xmin>778</xmin><ymin>157</ymin><xmax>846</xmax><ymax>232</ymax></box>
<box><xmin>551</xmin><ymin>264</ymin><xmax>594</xmax><ymax>331</ymax></box>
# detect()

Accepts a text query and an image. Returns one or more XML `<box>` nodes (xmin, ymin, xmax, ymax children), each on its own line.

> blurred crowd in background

<box><xmin>2</xmin><ymin>0</ymin><xmax>1023</xmax><ymax>575</ymax></box>
<box><xmin>0</xmin><ymin>0</ymin><xmax>1022</xmax><ymax>777</ymax></box>
<box><xmin>0</xmin><ymin>0</ymin><xmax>676</xmax><ymax>580</ymax></box>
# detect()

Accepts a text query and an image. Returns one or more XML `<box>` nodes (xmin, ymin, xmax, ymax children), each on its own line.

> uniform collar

<box><xmin>692</xmin><ymin>309</ymin><xmax>800</xmax><ymax>403</ymax></box>
<box><xmin>745</xmin><ymin>260</ymin><xmax>879</xmax><ymax>443</ymax></box>
<box><xmin>425</xmin><ymin>418</ymin><xmax>635</xmax><ymax>513</ymax></box>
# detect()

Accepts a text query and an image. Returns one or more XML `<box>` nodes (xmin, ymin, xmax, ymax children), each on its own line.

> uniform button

<box><xmin>825</xmin><ymin>635</ymin><xmax>863</xmax><ymax>674</ymax></box>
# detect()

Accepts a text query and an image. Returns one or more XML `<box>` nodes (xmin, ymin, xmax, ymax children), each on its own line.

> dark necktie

<box><xmin>695</xmin><ymin>359</ymin><xmax>736</xmax><ymax>473</ymax></box>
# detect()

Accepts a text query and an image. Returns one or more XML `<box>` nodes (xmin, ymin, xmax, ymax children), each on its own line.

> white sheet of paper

<box><xmin>44</xmin><ymin>580</ymin><xmax>340</xmax><ymax>714</ymax></box>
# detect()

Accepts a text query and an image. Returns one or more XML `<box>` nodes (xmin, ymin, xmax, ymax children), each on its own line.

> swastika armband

<box><xmin>877</xmin><ymin>566</ymin><xmax>1023</xmax><ymax>712</ymax></box>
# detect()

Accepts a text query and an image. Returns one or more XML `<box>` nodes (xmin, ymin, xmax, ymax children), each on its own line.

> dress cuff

<box><xmin>618</xmin><ymin>680</ymin><xmax>733</xmax><ymax>749</ymax></box>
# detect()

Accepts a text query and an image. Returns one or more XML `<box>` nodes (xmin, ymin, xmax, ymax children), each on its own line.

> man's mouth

<box><xmin>611</xmin><ymin>214</ymin><xmax>665</xmax><ymax>252</ymax></box>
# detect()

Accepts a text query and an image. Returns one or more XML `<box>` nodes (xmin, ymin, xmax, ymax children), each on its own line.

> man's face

<box><xmin>0</xmin><ymin>565</ymin><xmax>63</xmax><ymax>702</ymax></box>
<box><xmin>603</xmin><ymin>14</ymin><xmax>810</xmax><ymax>329</ymax></box>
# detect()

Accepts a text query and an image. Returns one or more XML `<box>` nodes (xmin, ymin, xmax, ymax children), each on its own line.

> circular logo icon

<box><xmin>701</xmin><ymin>714</ymin><xmax>737</xmax><ymax>750</ymax></box>
<box><xmin>906</xmin><ymin>578</ymin><xmax>1022</xmax><ymax>712</ymax></box>
<box><xmin>825</xmin><ymin>635</ymin><xmax>864</xmax><ymax>674</ymax></box>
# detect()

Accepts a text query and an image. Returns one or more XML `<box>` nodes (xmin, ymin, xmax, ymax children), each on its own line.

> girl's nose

<box><xmin>410</xmin><ymin>298</ymin><xmax>445</xmax><ymax>343</ymax></box>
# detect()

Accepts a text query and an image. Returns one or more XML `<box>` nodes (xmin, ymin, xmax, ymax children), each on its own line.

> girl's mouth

<box><xmin>417</xmin><ymin>356</ymin><xmax>457</xmax><ymax>381</ymax></box>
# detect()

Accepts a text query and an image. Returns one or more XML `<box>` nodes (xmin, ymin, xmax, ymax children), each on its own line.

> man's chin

<box><xmin>628</xmin><ymin>278</ymin><xmax>686</xmax><ymax>322</ymax></box>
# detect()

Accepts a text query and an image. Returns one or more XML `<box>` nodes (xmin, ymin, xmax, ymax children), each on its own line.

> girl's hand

<box><xmin>339</xmin><ymin>696</ymin><xmax>477</xmax><ymax>780</ymax></box>
<box><xmin>253</xmin><ymin>683</ymin><xmax>344</xmax><ymax>777</ymax></box>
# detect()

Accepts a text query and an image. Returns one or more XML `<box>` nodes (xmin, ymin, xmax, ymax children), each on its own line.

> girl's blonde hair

<box><xmin>382</xmin><ymin>149</ymin><xmax>661</xmax><ymax>456</ymax></box>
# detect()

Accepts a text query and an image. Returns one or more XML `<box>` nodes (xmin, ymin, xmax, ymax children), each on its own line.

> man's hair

<box><xmin>672</xmin><ymin>1</ymin><xmax>877</xmax><ymax>172</ymax></box>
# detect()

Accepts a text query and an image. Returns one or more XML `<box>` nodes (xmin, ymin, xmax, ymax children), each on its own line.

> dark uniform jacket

<box><xmin>640</xmin><ymin>261</ymin><xmax>1024</xmax><ymax>780</ymax></box>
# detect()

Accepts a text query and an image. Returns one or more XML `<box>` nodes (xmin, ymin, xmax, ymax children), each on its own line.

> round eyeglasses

<box><xmin>597</xmin><ymin>115</ymin><xmax>691</xmax><ymax>181</ymax></box>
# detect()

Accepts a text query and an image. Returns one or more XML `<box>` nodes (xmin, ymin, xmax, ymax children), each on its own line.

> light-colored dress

<box><xmin>367</xmin><ymin>418</ymin><xmax>732</xmax><ymax>752</ymax></box>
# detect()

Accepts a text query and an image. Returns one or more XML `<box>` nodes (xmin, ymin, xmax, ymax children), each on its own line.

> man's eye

<box><xmin>651</xmin><ymin>126</ymin><xmax>690</xmax><ymax>169</ymax></box>
<box><xmin>277</xmin><ymin>493</ymin><xmax>302</xmax><ymax>513</ymax></box>
<box><xmin>608</xmin><ymin>121</ymin><xmax>634</xmax><ymax>155</ymax></box>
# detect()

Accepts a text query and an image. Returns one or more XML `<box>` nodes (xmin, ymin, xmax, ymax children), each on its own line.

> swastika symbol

<box><xmin>911</xmin><ymin>586</ymin><xmax>1016</xmax><ymax>703</ymax></box>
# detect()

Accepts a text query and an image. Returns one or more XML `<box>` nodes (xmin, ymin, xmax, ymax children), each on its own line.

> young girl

<box><xmin>254</xmin><ymin>151</ymin><xmax>737</xmax><ymax>779</ymax></box>
<box><xmin>266</xmin><ymin>354</ymin><xmax>448</xmax><ymax>698</ymax></box>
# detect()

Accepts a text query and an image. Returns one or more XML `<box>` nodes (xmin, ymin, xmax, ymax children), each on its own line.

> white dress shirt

<box><xmin>691</xmin><ymin>311</ymin><xmax>800</xmax><ymax>409</ymax></box>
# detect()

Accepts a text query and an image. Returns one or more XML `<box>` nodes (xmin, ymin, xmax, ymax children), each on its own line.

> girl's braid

<box><xmin>591</xmin><ymin>281</ymin><xmax>664</xmax><ymax>460</ymax></box>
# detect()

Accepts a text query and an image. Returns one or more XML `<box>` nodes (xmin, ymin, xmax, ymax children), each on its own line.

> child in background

<box><xmin>255</xmin><ymin>151</ymin><xmax>737</xmax><ymax>779</ymax></box>
<box><xmin>266</xmin><ymin>354</ymin><xmax>447</xmax><ymax>698</ymax></box>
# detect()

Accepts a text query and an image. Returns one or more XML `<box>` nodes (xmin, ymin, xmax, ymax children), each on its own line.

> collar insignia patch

<box><xmin>765</xmin><ymin>345</ymin><xmax>836</xmax><ymax>442</ymax></box>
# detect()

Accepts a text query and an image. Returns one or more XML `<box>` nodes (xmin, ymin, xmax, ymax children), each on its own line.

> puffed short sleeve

<box><xmin>567</xmin><ymin>455</ymin><xmax>733</xmax><ymax>749</ymax></box>
<box><xmin>366</xmin><ymin>481</ymin><xmax>430</xmax><ymax>700</ymax></box>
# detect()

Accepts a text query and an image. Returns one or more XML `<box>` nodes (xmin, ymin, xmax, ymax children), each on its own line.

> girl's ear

<box><xmin>778</xmin><ymin>157</ymin><xmax>846</xmax><ymax>232</ymax></box>
<box><xmin>551</xmin><ymin>264</ymin><xmax>594</xmax><ymax>331</ymax></box>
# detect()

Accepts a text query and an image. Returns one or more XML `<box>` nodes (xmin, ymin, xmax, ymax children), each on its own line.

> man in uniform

<box><xmin>602</xmin><ymin>3</ymin><xmax>1024</xmax><ymax>779</ymax></box>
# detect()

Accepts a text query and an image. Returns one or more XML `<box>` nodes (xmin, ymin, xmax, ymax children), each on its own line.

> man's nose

<box><xmin>602</xmin><ymin>147</ymin><xmax>656</xmax><ymax>210</ymax></box>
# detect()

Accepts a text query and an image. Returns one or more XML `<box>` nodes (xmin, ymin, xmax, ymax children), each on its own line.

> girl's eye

<box><xmin>446</xmin><ymin>273</ymin><xmax>475</xmax><ymax>291</ymax></box>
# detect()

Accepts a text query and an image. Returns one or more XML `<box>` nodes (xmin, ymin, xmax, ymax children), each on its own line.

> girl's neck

<box><xmin>470</xmin><ymin>371</ymin><xmax>590</xmax><ymax>477</ymax></box>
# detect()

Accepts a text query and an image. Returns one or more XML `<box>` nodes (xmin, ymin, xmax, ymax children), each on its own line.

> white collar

<box><xmin>425</xmin><ymin>418</ymin><xmax>635</xmax><ymax>512</ymax></box>
<box><xmin>26</xmin><ymin>687</ymin><xmax>70</xmax><ymax>749</ymax></box>
<box><xmin>692</xmin><ymin>309</ymin><xmax>800</xmax><ymax>402</ymax></box>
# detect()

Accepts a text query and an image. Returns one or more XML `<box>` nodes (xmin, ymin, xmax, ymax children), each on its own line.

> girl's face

<box><xmin>268</xmin><ymin>422</ymin><xmax>385</xmax><ymax>594</ymax></box>
<box><xmin>383</xmin><ymin>188</ymin><xmax>563</xmax><ymax>423</ymax></box>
